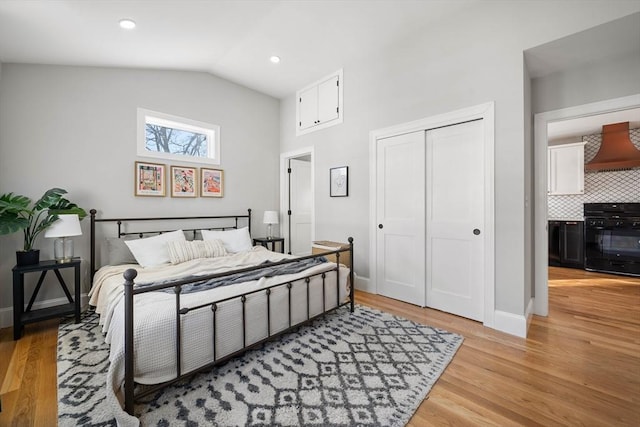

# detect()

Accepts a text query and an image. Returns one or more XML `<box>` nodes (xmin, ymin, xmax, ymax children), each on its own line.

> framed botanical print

<box><xmin>201</xmin><ymin>168</ymin><xmax>224</xmax><ymax>197</ymax></box>
<box><xmin>330</xmin><ymin>166</ymin><xmax>348</xmax><ymax>197</ymax></box>
<box><xmin>171</xmin><ymin>165</ymin><xmax>197</xmax><ymax>198</ymax></box>
<box><xmin>135</xmin><ymin>161</ymin><xmax>166</xmax><ymax>197</ymax></box>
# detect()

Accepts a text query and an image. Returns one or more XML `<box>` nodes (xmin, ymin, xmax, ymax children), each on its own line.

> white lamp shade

<box><xmin>44</xmin><ymin>214</ymin><xmax>82</xmax><ymax>238</ymax></box>
<box><xmin>263</xmin><ymin>211</ymin><xmax>279</xmax><ymax>225</ymax></box>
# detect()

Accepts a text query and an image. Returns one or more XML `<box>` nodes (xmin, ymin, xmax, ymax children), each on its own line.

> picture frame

<box><xmin>330</xmin><ymin>166</ymin><xmax>349</xmax><ymax>197</ymax></box>
<box><xmin>170</xmin><ymin>165</ymin><xmax>197</xmax><ymax>198</ymax></box>
<box><xmin>200</xmin><ymin>168</ymin><xmax>224</xmax><ymax>198</ymax></box>
<box><xmin>135</xmin><ymin>161</ymin><xmax>166</xmax><ymax>197</ymax></box>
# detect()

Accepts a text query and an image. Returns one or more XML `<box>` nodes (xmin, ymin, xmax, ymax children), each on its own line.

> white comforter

<box><xmin>88</xmin><ymin>246</ymin><xmax>349</xmax><ymax>426</ymax></box>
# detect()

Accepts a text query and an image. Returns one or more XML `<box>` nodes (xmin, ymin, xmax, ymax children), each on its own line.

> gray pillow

<box><xmin>106</xmin><ymin>237</ymin><xmax>138</xmax><ymax>265</ymax></box>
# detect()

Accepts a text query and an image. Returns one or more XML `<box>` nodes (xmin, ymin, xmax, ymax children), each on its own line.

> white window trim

<box><xmin>137</xmin><ymin>108</ymin><xmax>221</xmax><ymax>165</ymax></box>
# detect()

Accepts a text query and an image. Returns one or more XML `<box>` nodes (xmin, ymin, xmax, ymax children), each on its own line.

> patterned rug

<box><xmin>57</xmin><ymin>305</ymin><xmax>463</xmax><ymax>426</ymax></box>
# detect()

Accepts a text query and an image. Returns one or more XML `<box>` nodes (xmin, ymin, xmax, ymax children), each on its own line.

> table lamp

<box><xmin>44</xmin><ymin>214</ymin><xmax>82</xmax><ymax>263</ymax></box>
<box><xmin>263</xmin><ymin>211</ymin><xmax>279</xmax><ymax>239</ymax></box>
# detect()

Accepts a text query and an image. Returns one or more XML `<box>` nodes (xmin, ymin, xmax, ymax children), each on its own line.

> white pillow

<box><xmin>167</xmin><ymin>239</ymin><xmax>227</xmax><ymax>264</ymax></box>
<box><xmin>124</xmin><ymin>230</ymin><xmax>187</xmax><ymax>267</ymax></box>
<box><xmin>201</xmin><ymin>227</ymin><xmax>252</xmax><ymax>253</ymax></box>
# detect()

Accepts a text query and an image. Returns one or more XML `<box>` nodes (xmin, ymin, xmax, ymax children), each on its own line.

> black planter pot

<box><xmin>16</xmin><ymin>249</ymin><xmax>40</xmax><ymax>266</ymax></box>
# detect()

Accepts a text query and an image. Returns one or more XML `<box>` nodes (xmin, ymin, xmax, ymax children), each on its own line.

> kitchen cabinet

<box><xmin>548</xmin><ymin>142</ymin><xmax>586</xmax><ymax>195</ymax></box>
<box><xmin>296</xmin><ymin>69</ymin><xmax>343</xmax><ymax>136</ymax></box>
<box><xmin>549</xmin><ymin>220</ymin><xmax>584</xmax><ymax>269</ymax></box>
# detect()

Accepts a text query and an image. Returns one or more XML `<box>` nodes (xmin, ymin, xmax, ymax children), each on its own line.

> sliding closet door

<box><xmin>375</xmin><ymin>131</ymin><xmax>426</xmax><ymax>306</ymax></box>
<box><xmin>426</xmin><ymin>120</ymin><xmax>484</xmax><ymax>321</ymax></box>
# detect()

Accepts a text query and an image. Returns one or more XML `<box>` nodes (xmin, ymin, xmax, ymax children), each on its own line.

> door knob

<box><xmin>473</xmin><ymin>229</ymin><xmax>481</xmax><ymax>235</ymax></box>
<box><xmin>378</xmin><ymin>224</ymin><xmax>384</xmax><ymax>229</ymax></box>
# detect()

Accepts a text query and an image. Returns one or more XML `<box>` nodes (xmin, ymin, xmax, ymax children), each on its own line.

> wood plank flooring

<box><xmin>0</xmin><ymin>267</ymin><xmax>638</xmax><ymax>426</ymax></box>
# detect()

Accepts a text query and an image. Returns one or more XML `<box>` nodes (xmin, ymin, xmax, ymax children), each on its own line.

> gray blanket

<box><xmin>135</xmin><ymin>256</ymin><xmax>328</xmax><ymax>294</ymax></box>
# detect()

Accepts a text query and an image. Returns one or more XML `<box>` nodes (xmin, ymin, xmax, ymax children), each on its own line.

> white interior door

<box><xmin>376</xmin><ymin>131</ymin><xmax>426</xmax><ymax>305</ymax></box>
<box><xmin>426</xmin><ymin>120</ymin><xmax>484</xmax><ymax>321</ymax></box>
<box><xmin>289</xmin><ymin>158</ymin><xmax>312</xmax><ymax>255</ymax></box>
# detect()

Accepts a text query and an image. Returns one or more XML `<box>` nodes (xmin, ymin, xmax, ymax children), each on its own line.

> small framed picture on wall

<box><xmin>330</xmin><ymin>166</ymin><xmax>348</xmax><ymax>197</ymax></box>
<box><xmin>171</xmin><ymin>165</ymin><xmax>197</xmax><ymax>198</ymax></box>
<box><xmin>201</xmin><ymin>168</ymin><xmax>224</xmax><ymax>197</ymax></box>
<box><xmin>135</xmin><ymin>161</ymin><xmax>166</xmax><ymax>197</ymax></box>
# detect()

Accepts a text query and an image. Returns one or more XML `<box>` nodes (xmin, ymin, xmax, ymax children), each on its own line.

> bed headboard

<box><xmin>89</xmin><ymin>208</ymin><xmax>251</xmax><ymax>279</ymax></box>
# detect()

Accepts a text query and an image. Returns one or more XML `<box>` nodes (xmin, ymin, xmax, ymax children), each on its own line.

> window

<box><xmin>137</xmin><ymin>108</ymin><xmax>220</xmax><ymax>165</ymax></box>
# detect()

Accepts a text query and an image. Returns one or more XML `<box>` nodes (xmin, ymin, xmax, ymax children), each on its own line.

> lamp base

<box><xmin>54</xmin><ymin>237</ymin><xmax>75</xmax><ymax>263</ymax></box>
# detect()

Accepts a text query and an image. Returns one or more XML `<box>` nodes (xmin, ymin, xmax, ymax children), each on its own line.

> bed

<box><xmin>88</xmin><ymin>209</ymin><xmax>354</xmax><ymax>426</ymax></box>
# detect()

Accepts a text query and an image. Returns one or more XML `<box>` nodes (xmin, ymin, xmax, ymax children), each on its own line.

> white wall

<box><xmin>0</xmin><ymin>64</ymin><xmax>280</xmax><ymax>320</ymax></box>
<box><xmin>280</xmin><ymin>1</ymin><xmax>640</xmax><ymax>318</ymax></box>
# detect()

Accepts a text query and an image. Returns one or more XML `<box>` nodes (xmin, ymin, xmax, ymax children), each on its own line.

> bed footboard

<box><xmin>121</xmin><ymin>238</ymin><xmax>354</xmax><ymax>415</ymax></box>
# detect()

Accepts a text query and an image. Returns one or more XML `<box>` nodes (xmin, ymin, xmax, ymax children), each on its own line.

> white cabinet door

<box><xmin>548</xmin><ymin>142</ymin><xmax>585</xmax><ymax>195</ymax></box>
<box><xmin>298</xmin><ymin>86</ymin><xmax>318</xmax><ymax>131</ymax></box>
<box><xmin>317</xmin><ymin>75</ymin><xmax>339</xmax><ymax>124</ymax></box>
<box><xmin>296</xmin><ymin>69</ymin><xmax>343</xmax><ymax>136</ymax></box>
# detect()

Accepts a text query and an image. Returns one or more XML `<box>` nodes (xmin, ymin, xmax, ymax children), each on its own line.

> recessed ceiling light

<box><xmin>119</xmin><ymin>19</ymin><xmax>136</xmax><ymax>30</ymax></box>
<box><xmin>270</xmin><ymin>56</ymin><xmax>281</xmax><ymax>64</ymax></box>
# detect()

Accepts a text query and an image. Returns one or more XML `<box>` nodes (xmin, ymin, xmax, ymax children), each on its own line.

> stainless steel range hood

<box><xmin>585</xmin><ymin>122</ymin><xmax>640</xmax><ymax>172</ymax></box>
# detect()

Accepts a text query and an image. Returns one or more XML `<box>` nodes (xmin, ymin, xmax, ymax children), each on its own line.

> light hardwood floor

<box><xmin>1</xmin><ymin>267</ymin><xmax>638</xmax><ymax>426</ymax></box>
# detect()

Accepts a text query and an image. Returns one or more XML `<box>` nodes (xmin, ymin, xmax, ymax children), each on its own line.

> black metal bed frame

<box><xmin>89</xmin><ymin>209</ymin><xmax>354</xmax><ymax>416</ymax></box>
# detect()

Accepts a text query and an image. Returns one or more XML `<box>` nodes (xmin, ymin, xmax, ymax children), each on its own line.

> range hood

<box><xmin>585</xmin><ymin>122</ymin><xmax>640</xmax><ymax>171</ymax></box>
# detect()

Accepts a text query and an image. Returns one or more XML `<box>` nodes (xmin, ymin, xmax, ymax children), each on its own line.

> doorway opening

<box><xmin>280</xmin><ymin>147</ymin><xmax>314</xmax><ymax>255</ymax></box>
<box><xmin>533</xmin><ymin>94</ymin><xmax>640</xmax><ymax>316</ymax></box>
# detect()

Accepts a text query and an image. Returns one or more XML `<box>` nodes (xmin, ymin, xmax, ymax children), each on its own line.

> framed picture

<box><xmin>201</xmin><ymin>168</ymin><xmax>224</xmax><ymax>197</ymax></box>
<box><xmin>135</xmin><ymin>161</ymin><xmax>166</xmax><ymax>197</ymax></box>
<box><xmin>330</xmin><ymin>166</ymin><xmax>348</xmax><ymax>197</ymax></box>
<box><xmin>171</xmin><ymin>165</ymin><xmax>197</xmax><ymax>198</ymax></box>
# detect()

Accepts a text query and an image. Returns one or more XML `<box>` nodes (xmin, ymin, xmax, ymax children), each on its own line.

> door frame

<box><xmin>280</xmin><ymin>146</ymin><xmax>315</xmax><ymax>254</ymax></box>
<box><xmin>369</xmin><ymin>102</ymin><xmax>495</xmax><ymax>327</ymax></box>
<box><xmin>533</xmin><ymin>94</ymin><xmax>640</xmax><ymax>316</ymax></box>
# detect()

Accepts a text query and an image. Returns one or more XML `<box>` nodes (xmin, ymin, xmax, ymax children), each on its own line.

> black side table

<box><xmin>12</xmin><ymin>259</ymin><xmax>81</xmax><ymax>340</ymax></box>
<box><xmin>253</xmin><ymin>237</ymin><xmax>285</xmax><ymax>253</ymax></box>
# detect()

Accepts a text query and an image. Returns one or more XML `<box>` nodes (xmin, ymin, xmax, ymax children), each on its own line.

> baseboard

<box><xmin>354</xmin><ymin>275</ymin><xmax>372</xmax><ymax>293</ymax></box>
<box><xmin>525</xmin><ymin>297</ymin><xmax>534</xmax><ymax>335</ymax></box>
<box><xmin>0</xmin><ymin>294</ymin><xmax>89</xmax><ymax>329</ymax></box>
<box><xmin>493</xmin><ymin>309</ymin><xmax>528</xmax><ymax>338</ymax></box>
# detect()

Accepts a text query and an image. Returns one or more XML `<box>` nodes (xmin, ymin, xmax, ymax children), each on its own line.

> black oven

<box><xmin>584</xmin><ymin>203</ymin><xmax>640</xmax><ymax>277</ymax></box>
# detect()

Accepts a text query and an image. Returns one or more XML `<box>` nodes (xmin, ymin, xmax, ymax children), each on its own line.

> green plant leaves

<box><xmin>0</xmin><ymin>188</ymin><xmax>87</xmax><ymax>251</ymax></box>
<box><xmin>33</xmin><ymin>187</ymin><xmax>67</xmax><ymax>212</ymax></box>
<box><xmin>0</xmin><ymin>192</ymin><xmax>32</xmax><ymax>215</ymax></box>
<box><xmin>0</xmin><ymin>212</ymin><xmax>29</xmax><ymax>235</ymax></box>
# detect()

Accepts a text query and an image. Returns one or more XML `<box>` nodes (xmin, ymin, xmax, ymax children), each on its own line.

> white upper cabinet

<box><xmin>296</xmin><ymin>69</ymin><xmax>343</xmax><ymax>136</ymax></box>
<box><xmin>548</xmin><ymin>141</ymin><xmax>586</xmax><ymax>195</ymax></box>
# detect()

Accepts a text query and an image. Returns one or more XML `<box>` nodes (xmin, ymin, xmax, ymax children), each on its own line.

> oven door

<box><xmin>601</xmin><ymin>227</ymin><xmax>640</xmax><ymax>261</ymax></box>
<box><xmin>585</xmin><ymin>218</ymin><xmax>640</xmax><ymax>275</ymax></box>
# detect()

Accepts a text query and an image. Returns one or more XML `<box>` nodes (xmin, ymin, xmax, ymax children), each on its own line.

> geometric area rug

<box><xmin>58</xmin><ymin>305</ymin><xmax>463</xmax><ymax>426</ymax></box>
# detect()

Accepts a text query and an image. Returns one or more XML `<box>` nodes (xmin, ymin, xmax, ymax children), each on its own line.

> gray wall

<box><xmin>0</xmin><ymin>64</ymin><xmax>280</xmax><ymax>317</ymax></box>
<box><xmin>524</xmin><ymin>63</ymin><xmax>534</xmax><ymax>305</ymax></box>
<box><xmin>280</xmin><ymin>1</ymin><xmax>639</xmax><ymax>317</ymax></box>
<box><xmin>532</xmin><ymin>53</ymin><xmax>640</xmax><ymax>114</ymax></box>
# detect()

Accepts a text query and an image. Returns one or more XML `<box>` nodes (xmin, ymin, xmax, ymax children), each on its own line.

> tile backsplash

<box><xmin>548</xmin><ymin>127</ymin><xmax>640</xmax><ymax>219</ymax></box>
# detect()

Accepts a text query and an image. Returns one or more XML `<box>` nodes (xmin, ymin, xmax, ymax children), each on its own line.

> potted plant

<box><xmin>0</xmin><ymin>188</ymin><xmax>87</xmax><ymax>266</ymax></box>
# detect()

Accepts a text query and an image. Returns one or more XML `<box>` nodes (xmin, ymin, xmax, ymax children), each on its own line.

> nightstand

<box><xmin>253</xmin><ymin>237</ymin><xmax>285</xmax><ymax>253</ymax></box>
<box><xmin>12</xmin><ymin>259</ymin><xmax>81</xmax><ymax>340</ymax></box>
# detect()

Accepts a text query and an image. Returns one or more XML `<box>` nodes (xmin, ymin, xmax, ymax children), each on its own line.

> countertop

<box><xmin>548</xmin><ymin>218</ymin><xmax>584</xmax><ymax>222</ymax></box>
